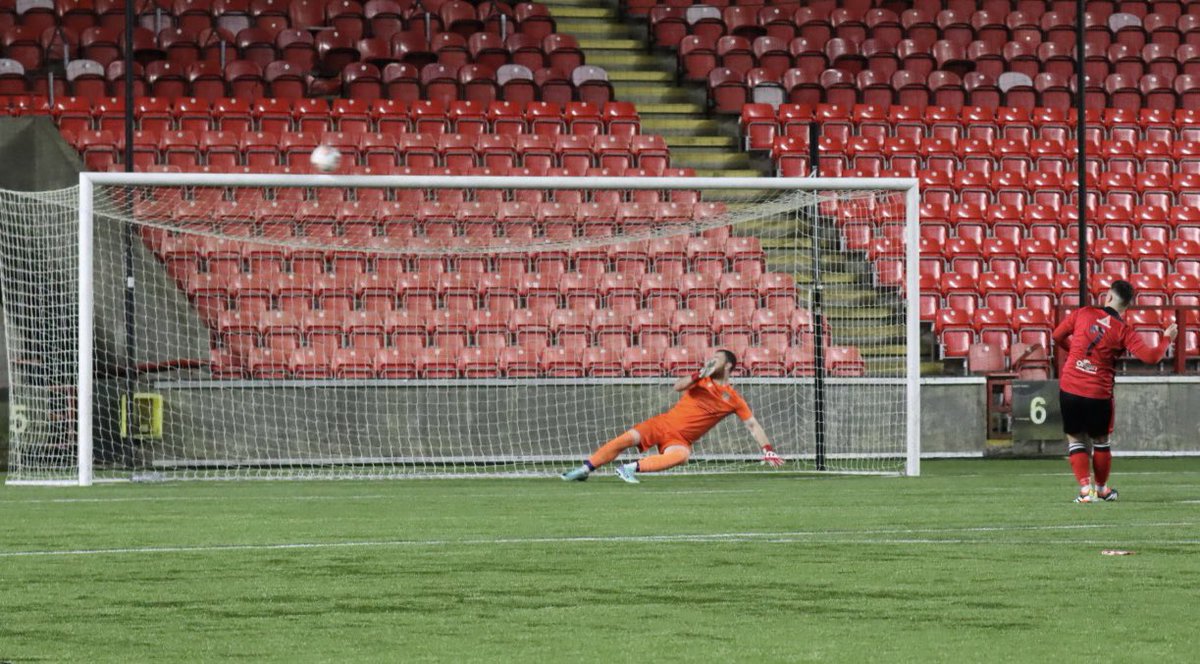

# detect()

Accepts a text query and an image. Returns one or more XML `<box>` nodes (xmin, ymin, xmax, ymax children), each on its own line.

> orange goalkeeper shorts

<box><xmin>633</xmin><ymin>416</ymin><xmax>692</xmax><ymax>454</ymax></box>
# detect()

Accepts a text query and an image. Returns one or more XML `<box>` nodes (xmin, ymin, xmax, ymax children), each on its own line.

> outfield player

<box><xmin>561</xmin><ymin>349</ymin><xmax>783</xmax><ymax>483</ymax></box>
<box><xmin>1053</xmin><ymin>280</ymin><xmax>1177</xmax><ymax>503</ymax></box>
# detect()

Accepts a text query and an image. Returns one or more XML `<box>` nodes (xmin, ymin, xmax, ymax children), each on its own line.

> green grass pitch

<box><xmin>1</xmin><ymin>458</ymin><xmax>1199</xmax><ymax>662</ymax></box>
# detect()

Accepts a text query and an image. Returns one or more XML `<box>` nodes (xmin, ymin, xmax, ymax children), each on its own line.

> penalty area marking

<box><xmin>1</xmin><ymin>521</ymin><xmax>1196</xmax><ymax>559</ymax></box>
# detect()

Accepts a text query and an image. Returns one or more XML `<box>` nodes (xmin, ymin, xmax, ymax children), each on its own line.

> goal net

<box><xmin>0</xmin><ymin>174</ymin><xmax>919</xmax><ymax>484</ymax></box>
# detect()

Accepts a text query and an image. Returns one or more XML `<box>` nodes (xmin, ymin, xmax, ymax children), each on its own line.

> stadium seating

<box><xmin>5</xmin><ymin>0</ymin><xmax>1199</xmax><ymax>375</ymax></box>
<box><xmin>0</xmin><ymin>0</ymin><xmax>610</xmax><ymax>102</ymax></box>
<box><xmin>735</xmin><ymin>97</ymin><xmax>1200</xmax><ymax>364</ymax></box>
<box><xmin>641</xmin><ymin>2</ymin><xmax>1200</xmax><ymax>113</ymax></box>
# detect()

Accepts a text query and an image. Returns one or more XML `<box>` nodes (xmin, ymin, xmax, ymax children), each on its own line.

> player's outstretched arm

<box><xmin>1127</xmin><ymin>323</ymin><xmax>1178</xmax><ymax>364</ymax></box>
<box><xmin>744</xmin><ymin>417</ymin><xmax>784</xmax><ymax>467</ymax></box>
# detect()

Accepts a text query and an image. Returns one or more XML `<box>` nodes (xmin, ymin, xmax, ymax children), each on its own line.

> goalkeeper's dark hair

<box><xmin>717</xmin><ymin>349</ymin><xmax>738</xmax><ymax>371</ymax></box>
<box><xmin>1110</xmin><ymin>279</ymin><xmax>1134</xmax><ymax>307</ymax></box>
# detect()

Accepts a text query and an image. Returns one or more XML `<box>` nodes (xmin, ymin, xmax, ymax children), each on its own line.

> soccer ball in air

<box><xmin>310</xmin><ymin>145</ymin><xmax>342</xmax><ymax>173</ymax></box>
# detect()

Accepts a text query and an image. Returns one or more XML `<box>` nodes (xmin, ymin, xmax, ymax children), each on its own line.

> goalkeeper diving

<box><xmin>561</xmin><ymin>349</ymin><xmax>783</xmax><ymax>484</ymax></box>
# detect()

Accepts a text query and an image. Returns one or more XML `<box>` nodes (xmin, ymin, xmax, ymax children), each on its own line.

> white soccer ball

<box><xmin>310</xmin><ymin>145</ymin><xmax>341</xmax><ymax>173</ymax></box>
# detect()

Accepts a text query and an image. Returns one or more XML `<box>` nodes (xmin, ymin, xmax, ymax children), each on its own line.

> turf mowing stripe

<box><xmin>2</xmin><ymin>522</ymin><xmax>1195</xmax><ymax>558</ymax></box>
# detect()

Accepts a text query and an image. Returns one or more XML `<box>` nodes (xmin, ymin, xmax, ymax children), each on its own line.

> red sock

<box><xmin>1092</xmin><ymin>445</ymin><xmax>1112</xmax><ymax>487</ymax></box>
<box><xmin>1068</xmin><ymin>447</ymin><xmax>1091</xmax><ymax>488</ymax></box>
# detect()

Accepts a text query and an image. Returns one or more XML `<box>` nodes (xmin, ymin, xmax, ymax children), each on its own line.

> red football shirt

<box><xmin>1052</xmin><ymin>306</ymin><xmax>1170</xmax><ymax>399</ymax></box>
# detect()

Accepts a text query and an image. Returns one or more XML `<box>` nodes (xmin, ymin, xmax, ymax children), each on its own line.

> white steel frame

<box><xmin>63</xmin><ymin>173</ymin><xmax>921</xmax><ymax>486</ymax></box>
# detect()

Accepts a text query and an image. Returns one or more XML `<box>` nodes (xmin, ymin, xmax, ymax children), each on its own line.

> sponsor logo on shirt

<box><xmin>1075</xmin><ymin>358</ymin><xmax>1099</xmax><ymax>374</ymax></box>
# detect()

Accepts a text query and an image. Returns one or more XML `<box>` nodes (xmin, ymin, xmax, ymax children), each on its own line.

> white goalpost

<box><xmin>1</xmin><ymin>173</ymin><xmax>920</xmax><ymax>485</ymax></box>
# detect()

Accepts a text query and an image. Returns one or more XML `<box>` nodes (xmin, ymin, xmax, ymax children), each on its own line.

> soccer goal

<box><xmin>0</xmin><ymin>173</ymin><xmax>919</xmax><ymax>485</ymax></box>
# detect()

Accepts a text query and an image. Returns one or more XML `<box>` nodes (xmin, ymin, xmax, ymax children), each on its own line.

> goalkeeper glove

<box><xmin>699</xmin><ymin>357</ymin><xmax>720</xmax><ymax>378</ymax></box>
<box><xmin>760</xmin><ymin>445</ymin><xmax>784</xmax><ymax>467</ymax></box>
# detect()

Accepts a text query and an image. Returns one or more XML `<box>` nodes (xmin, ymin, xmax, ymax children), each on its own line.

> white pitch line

<box><xmin>1</xmin><ymin>522</ymin><xmax>1195</xmax><ymax>559</ymax></box>
<box><xmin>0</xmin><ymin>488</ymin><xmax>772</xmax><ymax>504</ymax></box>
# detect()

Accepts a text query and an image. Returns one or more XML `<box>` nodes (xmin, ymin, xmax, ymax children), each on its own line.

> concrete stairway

<box><xmin>542</xmin><ymin>0</ymin><xmax>920</xmax><ymax>374</ymax></box>
<box><xmin>544</xmin><ymin>0</ymin><xmax>765</xmax><ymax>177</ymax></box>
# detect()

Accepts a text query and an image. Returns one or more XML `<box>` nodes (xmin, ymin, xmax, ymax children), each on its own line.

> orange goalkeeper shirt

<box><xmin>655</xmin><ymin>377</ymin><xmax>754</xmax><ymax>443</ymax></box>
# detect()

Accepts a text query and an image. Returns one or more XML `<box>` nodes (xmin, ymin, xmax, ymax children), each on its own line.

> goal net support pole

<box><xmin>9</xmin><ymin>173</ymin><xmax>919</xmax><ymax>485</ymax></box>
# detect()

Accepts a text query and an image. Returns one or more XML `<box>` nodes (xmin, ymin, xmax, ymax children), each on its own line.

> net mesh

<box><xmin>0</xmin><ymin>177</ymin><xmax>913</xmax><ymax>482</ymax></box>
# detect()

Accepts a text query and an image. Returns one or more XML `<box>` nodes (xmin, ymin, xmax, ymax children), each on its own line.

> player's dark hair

<box><xmin>718</xmin><ymin>349</ymin><xmax>738</xmax><ymax>371</ymax></box>
<box><xmin>1110</xmin><ymin>279</ymin><xmax>1134</xmax><ymax>306</ymax></box>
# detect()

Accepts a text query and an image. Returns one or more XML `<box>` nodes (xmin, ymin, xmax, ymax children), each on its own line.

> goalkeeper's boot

<box><xmin>615</xmin><ymin>462</ymin><xmax>640</xmax><ymax>484</ymax></box>
<box><xmin>1074</xmin><ymin>486</ymin><xmax>1096</xmax><ymax>503</ymax></box>
<box><xmin>1097</xmin><ymin>486</ymin><xmax>1119</xmax><ymax>502</ymax></box>
<box><xmin>561</xmin><ymin>465</ymin><xmax>590</xmax><ymax>482</ymax></box>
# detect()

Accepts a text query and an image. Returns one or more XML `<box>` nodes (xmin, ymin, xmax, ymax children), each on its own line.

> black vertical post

<box><xmin>121</xmin><ymin>0</ymin><xmax>137</xmax><ymax>461</ymax></box>
<box><xmin>1076</xmin><ymin>0</ymin><xmax>1089</xmax><ymax>305</ymax></box>
<box><xmin>809</xmin><ymin>121</ymin><xmax>827</xmax><ymax>471</ymax></box>
<box><xmin>123</xmin><ymin>4</ymin><xmax>134</xmax><ymax>173</ymax></box>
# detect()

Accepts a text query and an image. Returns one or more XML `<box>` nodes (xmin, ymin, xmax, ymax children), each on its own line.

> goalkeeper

<box><xmin>561</xmin><ymin>350</ymin><xmax>783</xmax><ymax>484</ymax></box>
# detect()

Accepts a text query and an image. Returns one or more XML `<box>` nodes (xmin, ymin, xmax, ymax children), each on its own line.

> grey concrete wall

<box><xmin>0</xmin><ymin>117</ymin><xmax>82</xmax><ymax>191</ymax></box>
<box><xmin>142</xmin><ymin>380</ymin><xmax>909</xmax><ymax>472</ymax></box>
<box><xmin>920</xmin><ymin>380</ymin><xmax>988</xmax><ymax>454</ymax></box>
<box><xmin>1112</xmin><ymin>381</ymin><xmax>1200</xmax><ymax>452</ymax></box>
<box><xmin>122</xmin><ymin>378</ymin><xmax>1196</xmax><ymax>473</ymax></box>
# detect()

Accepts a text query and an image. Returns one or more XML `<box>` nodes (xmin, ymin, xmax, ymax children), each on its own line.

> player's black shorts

<box><xmin>1059</xmin><ymin>390</ymin><xmax>1114</xmax><ymax>438</ymax></box>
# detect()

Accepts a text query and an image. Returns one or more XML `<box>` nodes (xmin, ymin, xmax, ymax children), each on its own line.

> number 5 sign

<box><xmin>1012</xmin><ymin>380</ymin><xmax>1063</xmax><ymax>442</ymax></box>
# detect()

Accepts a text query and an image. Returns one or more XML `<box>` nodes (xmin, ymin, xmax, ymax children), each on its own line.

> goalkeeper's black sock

<box><xmin>584</xmin><ymin>460</ymin><xmax>596</xmax><ymax>471</ymax></box>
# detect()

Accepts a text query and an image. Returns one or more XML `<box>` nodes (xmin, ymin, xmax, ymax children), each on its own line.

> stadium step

<box><xmin>578</xmin><ymin>38</ymin><xmax>645</xmax><ymax>50</ymax></box>
<box><xmin>667</xmin><ymin>149</ymin><xmax>751</xmax><ymax>169</ymax></box>
<box><xmin>543</xmin><ymin>0</ymin><xmax>771</xmax><ymax>180</ymax></box>
<box><xmin>607</xmin><ymin>70</ymin><xmax>674</xmax><ymax>83</ymax></box>
<box><xmin>583</xmin><ymin>52</ymin><xmax>667</xmax><ymax>68</ymax></box>
<box><xmin>555</xmin><ymin>21</ymin><xmax>640</xmax><ymax>39</ymax></box>
<box><xmin>613</xmin><ymin>86</ymin><xmax>703</xmax><ymax>105</ymax></box>
<box><xmin>545</xmin><ymin>6</ymin><xmax>617</xmax><ymax>19</ymax></box>
<box><xmin>639</xmin><ymin>117</ymin><xmax>721</xmax><ymax>136</ymax></box>
<box><xmin>612</xmin><ymin>82</ymin><xmax>703</xmax><ymax>99</ymax></box>
<box><xmin>663</xmin><ymin>136</ymin><xmax>737</xmax><ymax>149</ymax></box>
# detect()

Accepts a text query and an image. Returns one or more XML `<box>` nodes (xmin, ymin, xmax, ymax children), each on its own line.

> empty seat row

<box><xmin>966</xmin><ymin>341</ymin><xmax>1053</xmax><ymax>376</ymax></box>
<box><xmin>741</xmin><ymin>102</ymin><xmax>1200</xmax><ymax>149</ymax></box>
<box><xmin>174</xmin><ymin>259</ymin><xmax>777</xmax><ymax>291</ymax></box>
<box><xmin>646</xmin><ymin>3</ymin><xmax>1197</xmax><ymax>49</ymax></box>
<box><xmin>648</xmin><ymin>4</ymin><xmax>1191</xmax><ymax>58</ymax></box>
<box><xmin>0</xmin><ymin>0</ymin><xmax>557</xmax><ymax>42</ymax></box>
<box><xmin>769</xmin><ymin>132</ymin><xmax>1200</xmax><ymax>179</ymax></box>
<box><xmin>910</xmin><ymin>235</ymin><xmax>1200</xmax><ymax>275</ymax></box>
<box><xmin>186</xmin><ymin>274</ymin><xmax>813</xmax><ymax>328</ymax></box>
<box><xmin>209</xmin><ymin>306</ymin><xmax>816</xmax><ymax>338</ymax></box>
<box><xmin>0</xmin><ymin>53</ymin><xmax>613</xmax><ymax>105</ymax></box>
<box><xmin>208</xmin><ymin>343</ymin><xmax>863</xmax><ymax>379</ymax></box>
<box><xmin>935</xmin><ymin>308</ymin><xmax>1199</xmax><ymax>359</ymax></box>
<box><xmin>155</xmin><ymin>230</ymin><xmax>762</xmax><ymax>271</ymax></box>
<box><xmin>117</xmin><ymin>163</ymin><xmax>698</xmax><ymax>209</ymax></box>
<box><xmin>0</xmin><ymin>22</ymin><xmax>577</xmax><ymax>73</ymax></box>
<box><xmin>33</xmin><ymin>96</ymin><xmax>640</xmax><ymax>137</ymax></box>
<box><xmin>701</xmin><ymin>61</ymin><xmax>1200</xmax><ymax>113</ymax></box>
<box><xmin>66</xmin><ymin>128</ymin><xmax>670</xmax><ymax>171</ymax></box>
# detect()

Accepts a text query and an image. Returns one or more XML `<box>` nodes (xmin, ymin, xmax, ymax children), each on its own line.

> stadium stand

<box><xmin>2</xmin><ymin>0</ymin><xmax>1198</xmax><ymax>376</ymax></box>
